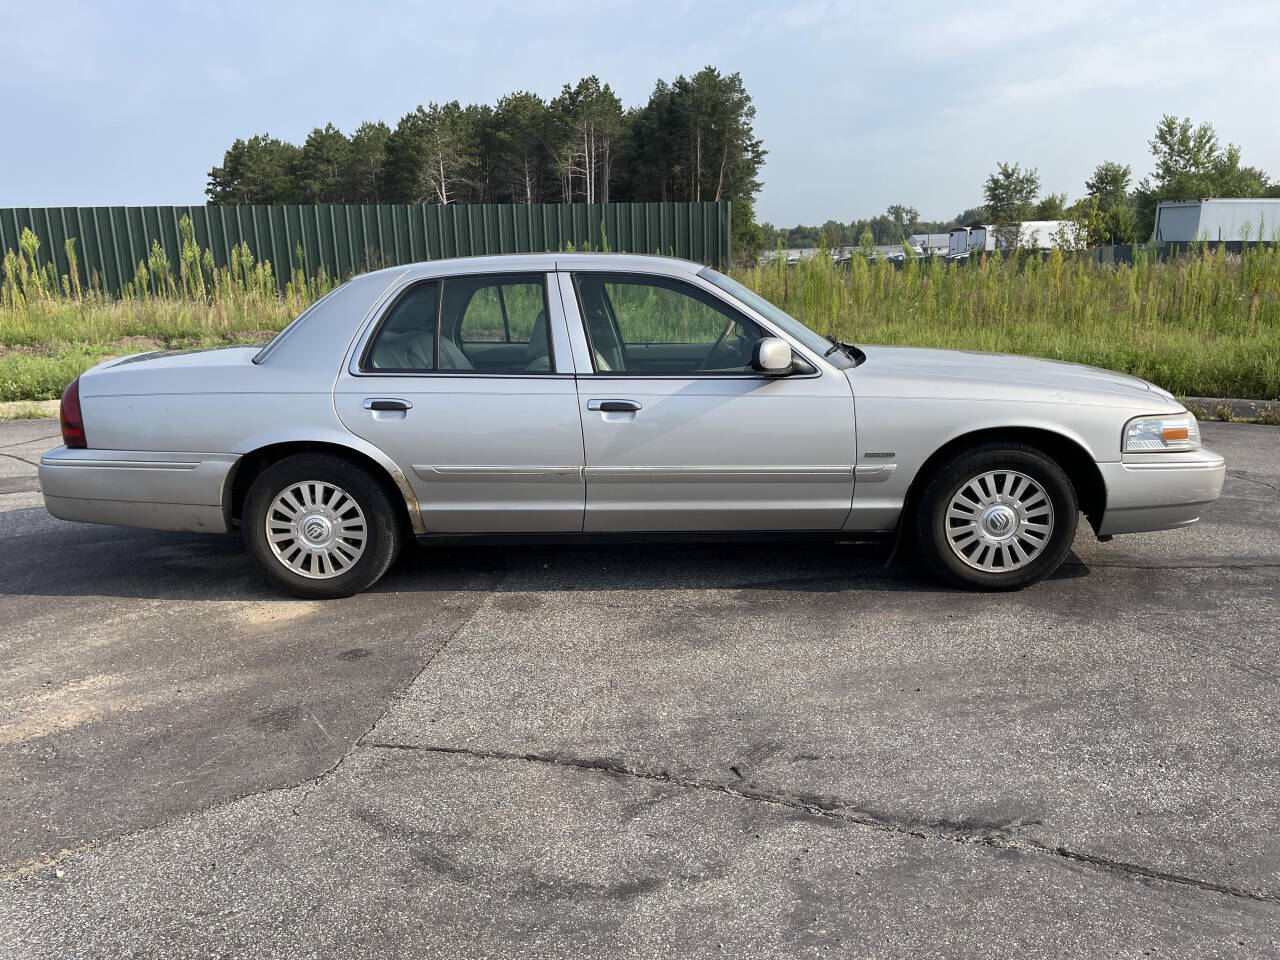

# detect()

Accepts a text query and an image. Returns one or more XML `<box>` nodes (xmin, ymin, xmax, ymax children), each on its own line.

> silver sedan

<box><xmin>40</xmin><ymin>253</ymin><xmax>1226</xmax><ymax>597</ymax></box>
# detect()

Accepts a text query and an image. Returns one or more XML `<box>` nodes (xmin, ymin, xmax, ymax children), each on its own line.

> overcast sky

<box><xmin>4</xmin><ymin>0</ymin><xmax>1278</xmax><ymax>225</ymax></box>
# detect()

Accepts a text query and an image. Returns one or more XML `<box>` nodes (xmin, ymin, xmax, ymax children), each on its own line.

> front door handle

<box><xmin>364</xmin><ymin>398</ymin><xmax>412</xmax><ymax>412</ymax></box>
<box><xmin>587</xmin><ymin>399</ymin><xmax>642</xmax><ymax>413</ymax></box>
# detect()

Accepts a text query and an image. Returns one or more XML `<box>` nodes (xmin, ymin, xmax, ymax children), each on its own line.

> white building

<box><xmin>1152</xmin><ymin>198</ymin><xmax>1280</xmax><ymax>242</ymax></box>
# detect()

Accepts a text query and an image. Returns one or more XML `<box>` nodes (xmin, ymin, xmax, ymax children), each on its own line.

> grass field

<box><xmin>740</xmin><ymin>244</ymin><xmax>1280</xmax><ymax>400</ymax></box>
<box><xmin>1</xmin><ymin>224</ymin><xmax>328</xmax><ymax>403</ymax></box>
<box><xmin>3</xmin><ymin>225</ymin><xmax>1279</xmax><ymax>402</ymax></box>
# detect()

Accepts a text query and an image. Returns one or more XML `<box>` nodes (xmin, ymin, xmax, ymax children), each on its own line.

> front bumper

<box><xmin>39</xmin><ymin>446</ymin><xmax>237</xmax><ymax>533</ymax></box>
<box><xmin>1096</xmin><ymin>447</ymin><xmax>1226</xmax><ymax>536</ymax></box>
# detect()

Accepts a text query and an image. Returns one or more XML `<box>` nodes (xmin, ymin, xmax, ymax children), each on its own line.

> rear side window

<box><xmin>364</xmin><ymin>282</ymin><xmax>439</xmax><ymax>372</ymax></box>
<box><xmin>457</xmin><ymin>282</ymin><xmax>544</xmax><ymax>344</ymax></box>
<box><xmin>362</xmin><ymin>274</ymin><xmax>553</xmax><ymax>374</ymax></box>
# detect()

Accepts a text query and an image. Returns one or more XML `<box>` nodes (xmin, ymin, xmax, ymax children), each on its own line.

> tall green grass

<box><xmin>2</xmin><ymin>218</ymin><xmax>1279</xmax><ymax>401</ymax></box>
<box><xmin>739</xmin><ymin>244</ymin><xmax>1280</xmax><ymax>399</ymax></box>
<box><xmin>1</xmin><ymin>217</ymin><xmax>334</xmax><ymax>401</ymax></box>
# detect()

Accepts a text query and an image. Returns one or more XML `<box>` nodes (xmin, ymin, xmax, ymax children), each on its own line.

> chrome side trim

<box><xmin>854</xmin><ymin>463</ymin><xmax>897</xmax><ymax>483</ymax></box>
<box><xmin>38</xmin><ymin>457</ymin><xmax>199</xmax><ymax>471</ymax></box>
<box><xmin>414</xmin><ymin>465</ymin><xmax>584</xmax><ymax>483</ymax></box>
<box><xmin>583</xmin><ymin>465</ymin><xmax>852</xmax><ymax>484</ymax></box>
<box><xmin>1118</xmin><ymin>454</ymin><xmax>1226</xmax><ymax>471</ymax></box>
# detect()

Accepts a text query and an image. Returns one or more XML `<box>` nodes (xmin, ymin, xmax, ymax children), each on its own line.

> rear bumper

<box><xmin>39</xmin><ymin>446</ymin><xmax>237</xmax><ymax>533</ymax></box>
<box><xmin>1096</xmin><ymin>448</ymin><xmax>1226</xmax><ymax>536</ymax></box>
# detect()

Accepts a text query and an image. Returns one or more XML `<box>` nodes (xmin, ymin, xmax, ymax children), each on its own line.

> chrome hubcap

<box><xmin>944</xmin><ymin>470</ymin><xmax>1054</xmax><ymax>572</ymax></box>
<box><xmin>266</xmin><ymin>481</ymin><xmax>367</xmax><ymax>579</ymax></box>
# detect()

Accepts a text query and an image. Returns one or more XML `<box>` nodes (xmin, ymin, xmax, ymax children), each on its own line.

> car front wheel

<box><xmin>914</xmin><ymin>443</ymin><xmax>1078</xmax><ymax>590</ymax></box>
<box><xmin>243</xmin><ymin>454</ymin><xmax>401</xmax><ymax>599</ymax></box>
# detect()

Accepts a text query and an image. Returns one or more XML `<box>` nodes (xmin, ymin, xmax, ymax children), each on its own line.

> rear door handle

<box><xmin>364</xmin><ymin>398</ymin><xmax>412</xmax><ymax>411</ymax></box>
<box><xmin>587</xmin><ymin>399</ymin><xmax>642</xmax><ymax>413</ymax></box>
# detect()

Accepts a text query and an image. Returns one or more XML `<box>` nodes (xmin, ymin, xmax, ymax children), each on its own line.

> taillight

<box><xmin>60</xmin><ymin>377</ymin><xmax>86</xmax><ymax>448</ymax></box>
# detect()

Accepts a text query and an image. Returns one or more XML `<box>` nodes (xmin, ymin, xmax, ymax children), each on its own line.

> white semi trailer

<box><xmin>951</xmin><ymin>222</ymin><xmax>1075</xmax><ymax>255</ymax></box>
<box><xmin>1152</xmin><ymin>198</ymin><xmax>1280</xmax><ymax>242</ymax></box>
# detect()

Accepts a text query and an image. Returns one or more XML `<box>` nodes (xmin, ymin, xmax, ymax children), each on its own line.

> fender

<box><xmin>228</xmin><ymin>426</ymin><xmax>426</xmax><ymax>535</ymax></box>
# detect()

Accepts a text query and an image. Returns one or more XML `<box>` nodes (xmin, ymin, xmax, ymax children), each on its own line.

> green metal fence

<box><xmin>0</xmin><ymin>201</ymin><xmax>731</xmax><ymax>297</ymax></box>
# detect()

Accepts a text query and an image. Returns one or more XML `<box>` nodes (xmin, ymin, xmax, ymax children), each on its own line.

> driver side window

<box><xmin>573</xmin><ymin>273</ymin><xmax>765</xmax><ymax>375</ymax></box>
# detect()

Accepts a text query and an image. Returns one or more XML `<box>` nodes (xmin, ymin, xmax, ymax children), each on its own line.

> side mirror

<box><xmin>751</xmin><ymin>337</ymin><xmax>793</xmax><ymax>375</ymax></box>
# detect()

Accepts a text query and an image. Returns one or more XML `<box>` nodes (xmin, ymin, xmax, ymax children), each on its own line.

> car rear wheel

<box><xmin>243</xmin><ymin>454</ymin><xmax>401</xmax><ymax>599</ymax></box>
<box><xmin>914</xmin><ymin>444</ymin><xmax>1078</xmax><ymax>590</ymax></box>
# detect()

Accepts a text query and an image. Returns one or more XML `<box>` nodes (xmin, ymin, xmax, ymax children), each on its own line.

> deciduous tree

<box><xmin>1134</xmin><ymin>115</ymin><xmax>1274</xmax><ymax>237</ymax></box>
<box><xmin>886</xmin><ymin>204</ymin><xmax>919</xmax><ymax>242</ymax></box>
<box><xmin>1084</xmin><ymin>161</ymin><xmax>1136</xmax><ymax>244</ymax></box>
<box><xmin>984</xmin><ymin>162</ymin><xmax>1041</xmax><ymax>248</ymax></box>
<box><xmin>1033</xmin><ymin>192</ymin><xmax>1067</xmax><ymax>220</ymax></box>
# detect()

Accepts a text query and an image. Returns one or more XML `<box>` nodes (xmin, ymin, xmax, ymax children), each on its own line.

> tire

<box><xmin>243</xmin><ymin>454</ymin><xmax>402</xmax><ymax>599</ymax></box>
<box><xmin>913</xmin><ymin>443</ymin><xmax>1078</xmax><ymax>591</ymax></box>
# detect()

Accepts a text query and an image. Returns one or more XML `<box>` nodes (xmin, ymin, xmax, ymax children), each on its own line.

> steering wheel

<box><xmin>696</xmin><ymin>319</ymin><xmax>737</xmax><ymax>372</ymax></box>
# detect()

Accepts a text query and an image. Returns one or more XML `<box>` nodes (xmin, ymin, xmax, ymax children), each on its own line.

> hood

<box><xmin>852</xmin><ymin>345</ymin><xmax>1179</xmax><ymax>406</ymax></box>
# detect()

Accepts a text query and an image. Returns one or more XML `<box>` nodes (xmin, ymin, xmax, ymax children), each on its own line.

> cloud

<box><xmin>4</xmin><ymin>0</ymin><xmax>1279</xmax><ymax>220</ymax></box>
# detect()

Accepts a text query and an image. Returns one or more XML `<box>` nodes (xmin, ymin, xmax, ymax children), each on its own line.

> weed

<box><xmin>2</xmin><ymin>222</ymin><xmax>1278</xmax><ymax>402</ymax></box>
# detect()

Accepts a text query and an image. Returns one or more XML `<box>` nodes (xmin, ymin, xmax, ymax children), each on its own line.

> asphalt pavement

<box><xmin>1</xmin><ymin>418</ymin><xmax>1277</xmax><ymax>958</ymax></box>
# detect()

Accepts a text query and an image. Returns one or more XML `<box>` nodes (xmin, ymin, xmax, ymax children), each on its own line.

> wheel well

<box><xmin>905</xmin><ymin>427</ymin><xmax>1106</xmax><ymax>534</ymax></box>
<box><xmin>225</xmin><ymin>441</ymin><xmax>414</xmax><ymax>533</ymax></box>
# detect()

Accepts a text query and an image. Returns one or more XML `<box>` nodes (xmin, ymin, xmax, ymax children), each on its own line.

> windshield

<box><xmin>698</xmin><ymin>267</ymin><xmax>854</xmax><ymax>368</ymax></box>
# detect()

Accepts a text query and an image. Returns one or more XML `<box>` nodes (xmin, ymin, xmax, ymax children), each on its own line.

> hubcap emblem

<box><xmin>302</xmin><ymin>515</ymin><xmax>331</xmax><ymax>544</ymax></box>
<box><xmin>980</xmin><ymin>503</ymin><xmax>1019</xmax><ymax>540</ymax></box>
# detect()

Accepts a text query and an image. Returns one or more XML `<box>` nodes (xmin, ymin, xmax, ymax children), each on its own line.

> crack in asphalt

<box><xmin>5</xmin><ymin>580</ymin><xmax>1278</xmax><ymax>915</ymax></box>
<box><xmin>1065</xmin><ymin>560</ymin><xmax>1280</xmax><ymax>572</ymax></box>
<box><xmin>1229</xmin><ymin>471</ymin><xmax>1280</xmax><ymax>495</ymax></box>
<box><xmin>0</xmin><ymin>451</ymin><xmax>39</xmax><ymax>468</ymax></box>
<box><xmin>286</xmin><ymin>578</ymin><xmax>504</xmax><ymax>816</ymax></box>
<box><xmin>0</xmin><ymin>433</ymin><xmax>57</xmax><ymax>451</ymax></box>
<box><xmin>0</xmin><ymin>578</ymin><xmax>504</xmax><ymax>882</ymax></box>
<box><xmin>362</xmin><ymin>742</ymin><xmax>1280</xmax><ymax>909</ymax></box>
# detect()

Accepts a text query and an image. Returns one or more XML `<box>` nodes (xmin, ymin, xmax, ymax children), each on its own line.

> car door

<box><xmin>560</xmin><ymin>269</ymin><xmax>856</xmax><ymax>532</ymax></box>
<box><xmin>334</xmin><ymin>271</ymin><xmax>585</xmax><ymax>533</ymax></box>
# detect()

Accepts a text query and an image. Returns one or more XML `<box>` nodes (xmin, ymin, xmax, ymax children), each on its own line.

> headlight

<box><xmin>1123</xmin><ymin>413</ymin><xmax>1200</xmax><ymax>453</ymax></box>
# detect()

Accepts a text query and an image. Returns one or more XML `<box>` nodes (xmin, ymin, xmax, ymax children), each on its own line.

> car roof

<box><xmin>361</xmin><ymin>252</ymin><xmax>706</xmax><ymax>283</ymax></box>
